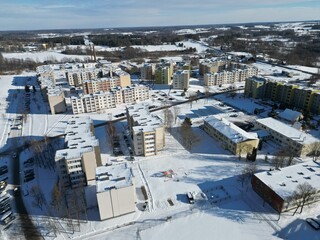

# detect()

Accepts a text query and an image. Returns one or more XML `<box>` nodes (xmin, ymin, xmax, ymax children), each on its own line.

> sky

<box><xmin>0</xmin><ymin>0</ymin><xmax>319</xmax><ymax>31</ymax></box>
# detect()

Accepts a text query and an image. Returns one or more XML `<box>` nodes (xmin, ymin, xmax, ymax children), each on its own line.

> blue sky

<box><xmin>0</xmin><ymin>0</ymin><xmax>319</xmax><ymax>30</ymax></box>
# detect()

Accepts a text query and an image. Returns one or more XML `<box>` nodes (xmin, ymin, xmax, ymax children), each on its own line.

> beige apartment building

<box><xmin>83</xmin><ymin>77</ymin><xmax>121</xmax><ymax>94</ymax></box>
<box><xmin>126</xmin><ymin>103</ymin><xmax>165</xmax><ymax>156</ymax></box>
<box><xmin>55</xmin><ymin>116</ymin><xmax>102</xmax><ymax>188</ymax></box>
<box><xmin>255</xmin><ymin>117</ymin><xmax>318</xmax><ymax>157</ymax></box>
<box><xmin>172</xmin><ymin>70</ymin><xmax>190</xmax><ymax>90</ymax></box>
<box><xmin>96</xmin><ymin>164</ymin><xmax>136</xmax><ymax>220</ymax></box>
<box><xmin>66</xmin><ymin>68</ymin><xmax>100</xmax><ymax>87</ymax></box>
<box><xmin>204</xmin><ymin>65</ymin><xmax>258</xmax><ymax>86</ymax></box>
<box><xmin>199</xmin><ymin>59</ymin><xmax>227</xmax><ymax>75</ymax></box>
<box><xmin>204</xmin><ymin>115</ymin><xmax>259</xmax><ymax>156</ymax></box>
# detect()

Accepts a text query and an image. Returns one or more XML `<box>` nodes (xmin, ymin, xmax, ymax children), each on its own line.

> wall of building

<box><xmin>48</xmin><ymin>95</ymin><xmax>66</xmax><ymax>114</ymax></box>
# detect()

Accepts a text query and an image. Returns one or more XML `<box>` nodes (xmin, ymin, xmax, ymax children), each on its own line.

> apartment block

<box><xmin>204</xmin><ymin>65</ymin><xmax>258</xmax><ymax>86</ymax></box>
<box><xmin>203</xmin><ymin>115</ymin><xmax>259</xmax><ymax>156</ymax></box>
<box><xmin>172</xmin><ymin>70</ymin><xmax>190</xmax><ymax>90</ymax></box>
<box><xmin>255</xmin><ymin>117</ymin><xmax>318</xmax><ymax>157</ymax></box>
<box><xmin>66</xmin><ymin>68</ymin><xmax>100</xmax><ymax>87</ymax></box>
<box><xmin>126</xmin><ymin>103</ymin><xmax>165</xmax><ymax>156</ymax></box>
<box><xmin>96</xmin><ymin>164</ymin><xmax>136</xmax><ymax>220</ymax></box>
<box><xmin>244</xmin><ymin>76</ymin><xmax>267</xmax><ymax>99</ymax></box>
<box><xmin>245</xmin><ymin>77</ymin><xmax>320</xmax><ymax>115</ymax></box>
<box><xmin>199</xmin><ymin>59</ymin><xmax>227</xmax><ymax>75</ymax></box>
<box><xmin>140</xmin><ymin>63</ymin><xmax>155</xmax><ymax>81</ymax></box>
<box><xmin>71</xmin><ymin>85</ymin><xmax>150</xmax><ymax>114</ymax></box>
<box><xmin>55</xmin><ymin>116</ymin><xmax>102</xmax><ymax>188</ymax></box>
<box><xmin>83</xmin><ymin>77</ymin><xmax>121</xmax><ymax>94</ymax></box>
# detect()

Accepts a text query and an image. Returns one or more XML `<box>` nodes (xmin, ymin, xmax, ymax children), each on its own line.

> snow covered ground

<box><xmin>3</xmin><ymin>51</ymin><xmax>91</xmax><ymax>63</ymax></box>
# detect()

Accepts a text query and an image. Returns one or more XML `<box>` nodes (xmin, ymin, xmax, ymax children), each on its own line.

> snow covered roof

<box><xmin>256</xmin><ymin>117</ymin><xmax>318</xmax><ymax>144</ymax></box>
<box><xmin>254</xmin><ymin>161</ymin><xmax>320</xmax><ymax>200</ymax></box>
<box><xmin>278</xmin><ymin>109</ymin><xmax>303</xmax><ymax>122</ymax></box>
<box><xmin>55</xmin><ymin>116</ymin><xmax>99</xmax><ymax>160</ymax></box>
<box><xmin>205</xmin><ymin>115</ymin><xmax>258</xmax><ymax>143</ymax></box>
<box><xmin>96</xmin><ymin>164</ymin><xmax>133</xmax><ymax>193</ymax></box>
<box><xmin>127</xmin><ymin>103</ymin><xmax>164</xmax><ymax>133</ymax></box>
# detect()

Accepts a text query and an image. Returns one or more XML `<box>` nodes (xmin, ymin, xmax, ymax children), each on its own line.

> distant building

<box><xmin>140</xmin><ymin>63</ymin><xmax>155</xmax><ymax>81</ymax></box>
<box><xmin>154</xmin><ymin>61</ymin><xmax>174</xmax><ymax>84</ymax></box>
<box><xmin>204</xmin><ymin>63</ymin><xmax>258</xmax><ymax>86</ymax></box>
<box><xmin>244</xmin><ymin>77</ymin><xmax>320</xmax><ymax>115</ymax></box>
<box><xmin>255</xmin><ymin>117</ymin><xmax>318</xmax><ymax>157</ymax></box>
<box><xmin>126</xmin><ymin>103</ymin><xmax>165</xmax><ymax>156</ymax></box>
<box><xmin>55</xmin><ymin>117</ymin><xmax>102</xmax><ymax>188</ymax></box>
<box><xmin>252</xmin><ymin>161</ymin><xmax>320</xmax><ymax>213</ymax></box>
<box><xmin>203</xmin><ymin>115</ymin><xmax>259</xmax><ymax>156</ymax></box>
<box><xmin>96</xmin><ymin>164</ymin><xmax>136</xmax><ymax>220</ymax></box>
<box><xmin>172</xmin><ymin>70</ymin><xmax>190</xmax><ymax>90</ymax></box>
<box><xmin>278</xmin><ymin>109</ymin><xmax>303</xmax><ymax>123</ymax></box>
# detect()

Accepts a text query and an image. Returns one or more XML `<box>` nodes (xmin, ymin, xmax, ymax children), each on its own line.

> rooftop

<box><xmin>254</xmin><ymin>161</ymin><xmax>320</xmax><ymax>200</ymax></box>
<box><xmin>256</xmin><ymin>117</ymin><xmax>318</xmax><ymax>144</ymax></box>
<box><xmin>96</xmin><ymin>164</ymin><xmax>133</xmax><ymax>193</ymax></box>
<box><xmin>205</xmin><ymin>115</ymin><xmax>258</xmax><ymax>143</ymax></box>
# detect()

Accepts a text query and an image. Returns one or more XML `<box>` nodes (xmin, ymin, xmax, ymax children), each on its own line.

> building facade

<box><xmin>96</xmin><ymin>164</ymin><xmax>136</xmax><ymax>220</ymax></box>
<box><xmin>252</xmin><ymin>161</ymin><xmax>320</xmax><ymax>213</ymax></box>
<box><xmin>203</xmin><ymin>115</ymin><xmax>259</xmax><ymax>156</ymax></box>
<box><xmin>55</xmin><ymin>117</ymin><xmax>102</xmax><ymax>188</ymax></box>
<box><xmin>126</xmin><ymin>104</ymin><xmax>165</xmax><ymax>156</ymax></box>
<box><xmin>255</xmin><ymin>117</ymin><xmax>318</xmax><ymax>157</ymax></box>
<box><xmin>172</xmin><ymin>70</ymin><xmax>190</xmax><ymax>90</ymax></box>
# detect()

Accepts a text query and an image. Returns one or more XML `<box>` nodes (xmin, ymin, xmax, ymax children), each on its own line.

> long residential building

<box><xmin>204</xmin><ymin>64</ymin><xmax>258</xmax><ymax>86</ymax></box>
<box><xmin>55</xmin><ymin>116</ymin><xmax>102</xmax><ymax>188</ymax></box>
<box><xmin>244</xmin><ymin>76</ymin><xmax>320</xmax><ymax>115</ymax></box>
<box><xmin>255</xmin><ymin>117</ymin><xmax>318</xmax><ymax>157</ymax></box>
<box><xmin>203</xmin><ymin>115</ymin><xmax>259</xmax><ymax>156</ymax></box>
<box><xmin>126</xmin><ymin>103</ymin><xmax>165</xmax><ymax>156</ymax></box>
<box><xmin>96</xmin><ymin>164</ymin><xmax>136</xmax><ymax>220</ymax></box>
<box><xmin>252</xmin><ymin>161</ymin><xmax>320</xmax><ymax>213</ymax></box>
<box><xmin>71</xmin><ymin>85</ymin><xmax>150</xmax><ymax>114</ymax></box>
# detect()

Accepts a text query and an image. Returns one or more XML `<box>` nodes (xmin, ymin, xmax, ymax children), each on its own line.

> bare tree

<box><xmin>173</xmin><ymin>106</ymin><xmax>180</xmax><ymax>124</ymax></box>
<box><xmin>290</xmin><ymin>182</ymin><xmax>316</xmax><ymax>215</ymax></box>
<box><xmin>238</xmin><ymin>162</ymin><xmax>257</xmax><ymax>188</ymax></box>
<box><xmin>163</xmin><ymin>108</ymin><xmax>174</xmax><ymax>132</ymax></box>
<box><xmin>203</xmin><ymin>86</ymin><xmax>210</xmax><ymax>103</ymax></box>
<box><xmin>30</xmin><ymin>185</ymin><xmax>46</xmax><ymax>210</ymax></box>
<box><xmin>309</xmin><ymin>142</ymin><xmax>320</xmax><ymax>161</ymax></box>
<box><xmin>179</xmin><ymin>117</ymin><xmax>199</xmax><ymax>151</ymax></box>
<box><xmin>237</xmin><ymin>143</ymin><xmax>252</xmax><ymax>161</ymax></box>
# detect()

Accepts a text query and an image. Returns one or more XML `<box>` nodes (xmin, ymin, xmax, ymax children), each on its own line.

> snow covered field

<box><xmin>3</xmin><ymin>51</ymin><xmax>91</xmax><ymax>63</ymax></box>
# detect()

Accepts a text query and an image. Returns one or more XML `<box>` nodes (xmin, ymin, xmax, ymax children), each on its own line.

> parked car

<box><xmin>306</xmin><ymin>218</ymin><xmax>320</xmax><ymax>230</ymax></box>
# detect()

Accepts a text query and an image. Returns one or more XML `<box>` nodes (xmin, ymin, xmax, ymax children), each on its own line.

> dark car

<box><xmin>306</xmin><ymin>218</ymin><xmax>320</xmax><ymax>230</ymax></box>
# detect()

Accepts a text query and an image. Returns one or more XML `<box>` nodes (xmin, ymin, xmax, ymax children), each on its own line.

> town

<box><xmin>0</xmin><ymin>20</ymin><xmax>320</xmax><ymax>240</ymax></box>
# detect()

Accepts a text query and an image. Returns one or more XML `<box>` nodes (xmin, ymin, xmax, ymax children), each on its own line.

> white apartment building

<box><xmin>71</xmin><ymin>85</ymin><xmax>150</xmax><ymax>114</ymax></box>
<box><xmin>172</xmin><ymin>70</ymin><xmax>190</xmax><ymax>90</ymax></box>
<box><xmin>96</xmin><ymin>164</ymin><xmax>136</xmax><ymax>220</ymax></box>
<box><xmin>55</xmin><ymin>116</ymin><xmax>102</xmax><ymax>188</ymax></box>
<box><xmin>255</xmin><ymin>117</ymin><xmax>319</xmax><ymax>157</ymax></box>
<box><xmin>126</xmin><ymin>103</ymin><xmax>165</xmax><ymax>156</ymax></box>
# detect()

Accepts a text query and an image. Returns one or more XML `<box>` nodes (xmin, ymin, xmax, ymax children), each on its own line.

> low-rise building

<box><xmin>252</xmin><ymin>161</ymin><xmax>320</xmax><ymax>213</ymax></box>
<box><xmin>126</xmin><ymin>103</ymin><xmax>165</xmax><ymax>156</ymax></box>
<box><xmin>255</xmin><ymin>117</ymin><xmax>318</xmax><ymax>157</ymax></box>
<box><xmin>55</xmin><ymin>116</ymin><xmax>102</xmax><ymax>188</ymax></box>
<box><xmin>203</xmin><ymin>115</ymin><xmax>259</xmax><ymax>155</ymax></box>
<box><xmin>96</xmin><ymin>164</ymin><xmax>136</xmax><ymax>220</ymax></box>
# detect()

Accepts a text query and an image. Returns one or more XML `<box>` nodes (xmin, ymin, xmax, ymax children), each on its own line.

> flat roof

<box><xmin>96</xmin><ymin>164</ymin><xmax>133</xmax><ymax>193</ymax></box>
<box><xmin>205</xmin><ymin>115</ymin><xmax>258</xmax><ymax>143</ymax></box>
<box><xmin>256</xmin><ymin>117</ymin><xmax>318</xmax><ymax>144</ymax></box>
<box><xmin>254</xmin><ymin>161</ymin><xmax>320</xmax><ymax>200</ymax></box>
